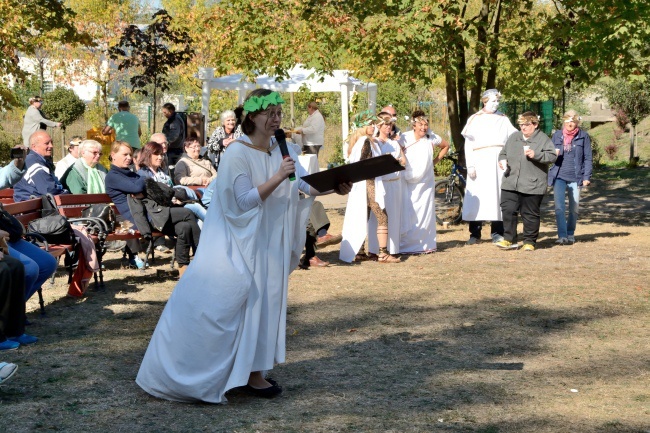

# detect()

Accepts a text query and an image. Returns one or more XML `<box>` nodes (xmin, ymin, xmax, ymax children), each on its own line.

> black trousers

<box><xmin>469</xmin><ymin>220</ymin><xmax>504</xmax><ymax>239</ymax></box>
<box><xmin>501</xmin><ymin>189</ymin><xmax>544</xmax><ymax>245</ymax></box>
<box><xmin>0</xmin><ymin>255</ymin><xmax>26</xmax><ymax>341</ymax></box>
<box><xmin>163</xmin><ymin>207</ymin><xmax>201</xmax><ymax>266</ymax></box>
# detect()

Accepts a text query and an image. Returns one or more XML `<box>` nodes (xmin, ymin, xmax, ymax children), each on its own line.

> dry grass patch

<box><xmin>0</xmin><ymin>168</ymin><xmax>648</xmax><ymax>432</ymax></box>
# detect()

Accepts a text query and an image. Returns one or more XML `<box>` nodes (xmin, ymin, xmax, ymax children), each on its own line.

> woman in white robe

<box><xmin>339</xmin><ymin>113</ymin><xmax>404</xmax><ymax>263</ymax></box>
<box><xmin>398</xmin><ymin>111</ymin><xmax>450</xmax><ymax>253</ymax></box>
<box><xmin>136</xmin><ymin>89</ymin><xmax>350</xmax><ymax>404</ymax></box>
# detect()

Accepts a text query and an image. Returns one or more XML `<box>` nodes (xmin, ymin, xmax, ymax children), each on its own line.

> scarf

<box><xmin>562</xmin><ymin>127</ymin><xmax>579</xmax><ymax>152</ymax></box>
<box><xmin>153</xmin><ymin>168</ymin><xmax>174</xmax><ymax>186</ymax></box>
<box><xmin>83</xmin><ymin>160</ymin><xmax>105</xmax><ymax>193</ymax></box>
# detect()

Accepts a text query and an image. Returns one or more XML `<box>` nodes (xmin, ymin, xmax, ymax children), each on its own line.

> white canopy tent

<box><xmin>196</xmin><ymin>65</ymin><xmax>377</xmax><ymax>144</ymax></box>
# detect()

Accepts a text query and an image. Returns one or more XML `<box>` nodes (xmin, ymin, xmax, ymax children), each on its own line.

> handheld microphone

<box><xmin>274</xmin><ymin>129</ymin><xmax>296</xmax><ymax>181</ymax></box>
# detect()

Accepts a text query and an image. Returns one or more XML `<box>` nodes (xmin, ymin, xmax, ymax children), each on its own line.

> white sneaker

<box><xmin>555</xmin><ymin>238</ymin><xmax>568</xmax><ymax>245</ymax></box>
<box><xmin>467</xmin><ymin>237</ymin><xmax>479</xmax><ymax>245</ymax></box>
<box><xmin>567</xmin><ymin>235</ymin><xmax>576</xmax><ymax>244</ymax></box>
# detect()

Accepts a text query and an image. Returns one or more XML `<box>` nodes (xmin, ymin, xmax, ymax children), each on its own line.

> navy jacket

<box><xmin>13</xmin><ymin>152</ymin><xmax>67</xmax><ymax>202</ymax></box>
<box><xmin>105</xmin><ymin>165</ymin><xmax>145</xmax><ymax>224</ymax></box>
<box><xmin>548</xmin><ymin>129</ymin><xmax>593</xmax><ymax>186</ymax></box>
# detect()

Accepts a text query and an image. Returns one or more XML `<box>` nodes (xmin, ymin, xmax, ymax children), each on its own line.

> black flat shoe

<box><xmin>244</xmin><ymin>383</ymin><xmax>283</xmax><ymax>398</ymax></box>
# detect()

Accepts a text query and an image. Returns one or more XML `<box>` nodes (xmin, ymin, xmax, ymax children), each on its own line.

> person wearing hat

<box><xmin>102</xmin><ymin>101</ymin><xmax>142</xmax><ymax>149</ymax></box>
<box><xmin>54</xmin><ymin>136</ymin><xmax>82</xmax><ymax>179</ymax></box>
<box><xmin>21</xmin><ymin>96</ymin><xmax>61</xmax><ymax>147</ymax></box>
<box><xmin>496</xmin><ymin>111</ymin><xmax>557</xmax><ymax>251</ymax></box>
<box><xmin>548</xmin><ymin>110</ymin><xmax>592</xmax><ymax>245</ymax></box>
<box><xmin>461</xmin><ymin>89</ymin><xmax>517</xmax><ymax>245</ymax></box>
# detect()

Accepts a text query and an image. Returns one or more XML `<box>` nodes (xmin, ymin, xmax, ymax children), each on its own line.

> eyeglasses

<box><xmin>519</xmin><ymin>123</ymin><xmax>535</xmax><ymax>127</ymax></box>
<box><xmin>187</xmin><ymin>145</ymin><xmax>201</xmax><ymax>149</ymax></box>
<box><xmin>87</xmin><ymin>150</ymin><xmax>103</xmax><ymax>156</ymax></box>
<box><xmin>259</xmin><ymin>109</ymin><xmax>283</xmax><ymax>119</ymax></box>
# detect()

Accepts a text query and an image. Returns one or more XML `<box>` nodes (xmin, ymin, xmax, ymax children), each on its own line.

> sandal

<box><xmin>377</xmin><ymin>252</ymin><xmax>400</xmax><ymax>263</ymax></box>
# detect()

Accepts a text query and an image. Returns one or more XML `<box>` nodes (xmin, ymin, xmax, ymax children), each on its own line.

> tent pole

<box><xmin>341</xmin><ymin>84</ymin><xmax>350</xmax><ymax>143</ymax></box>
<box><xmin>290</xmin><ymin>93</ymin><xmax>295</xmax><ymax>129</ymax></box>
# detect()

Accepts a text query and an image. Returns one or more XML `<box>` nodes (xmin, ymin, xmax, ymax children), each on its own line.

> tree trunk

<box><xmin>153</xmin><ymin>82</ymin><xmax>158</xmax><ymax>133</ymax></box>
<box><xmin>470</xmin><ymin>1</ymin><xmax>490</xmax><ymax>112</ymax></box>
<box><xmin>485</xmin><ymin>0</ymin><xmax>502</xmax><ymax>91</ymax></box>
<box><xmin>629</xmin><ymin>123</ymin><xmax>636</xmax><ymax>163</ymax></box>
<box><xmin>445</xmin><ymin>70</ymin><xmax>464</xmax><ymax>163</ymax></box>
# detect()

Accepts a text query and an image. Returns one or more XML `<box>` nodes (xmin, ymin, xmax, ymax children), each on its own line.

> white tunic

<box><xmin>136</xmin><ymin>136</ymin><xmax>312</xmax><ymax>403</ymax></box>
<box><xmin>367</xmin><ymin>138</ymin><xmax>405</xmax><ymax>255</ymax></box>
<box><xmin>397</xmin><ymin>130</ymin><xmax>441</xmax><ymax>253</ymax></box>
<box><xmin>461</xmin><ymin>111</ymin><xmax>517</xmax><ymax>221</ymax></box>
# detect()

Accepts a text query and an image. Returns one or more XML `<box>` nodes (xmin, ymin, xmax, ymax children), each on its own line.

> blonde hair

<box><xmin>110</xmin><ymin>140</ymin><xmax>132</xmax><ymax>155</ymax></box>
<box><xmin>346</xmin><ymin>128</ymin><xmax>369</xmax><ymax>157</ymax></box>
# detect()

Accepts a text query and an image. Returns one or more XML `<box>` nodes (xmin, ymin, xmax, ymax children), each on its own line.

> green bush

<box><xmin>0</xmin><ymin>130</ymin><xmax>21</xmax><ymax>165</ymax></box>
<box><xmin>41</xmin><ymin>87</ymin><xmax>86</xmax><ymax>131</ymax></box>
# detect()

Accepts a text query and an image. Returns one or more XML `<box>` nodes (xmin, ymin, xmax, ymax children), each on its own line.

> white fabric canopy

<box><xmin>197</xmin><ymin>65</ymin><xmax>378</xmax><ymax>145</ymax></box>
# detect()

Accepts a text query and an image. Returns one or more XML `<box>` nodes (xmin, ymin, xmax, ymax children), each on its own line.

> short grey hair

<box><xmin>220</xmin><ymin>110</ymin><xmax>236</xmax><ymax>124</ymax></box>
<box><xmin>79</xmin><ymin>139</ymin><xmax>102</xmax><ymax>154</ymax></box>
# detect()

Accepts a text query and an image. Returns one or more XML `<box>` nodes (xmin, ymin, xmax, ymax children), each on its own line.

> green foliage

<box><xmin>109</xmin><ymin>9</ymin><xmax>193</xmax><ymax>130</ymax></box>
<box><xmin>0</xmin><ymin>130</ymin><xmax>21</xmax><ymax>164</ymax></box>
<box><xmin>602</xmin><ymin>79</ymin><xmax>650</xmax><ymax>127</ymax></box>
<box><xmin>41</xmin><ymin>88</ymin><xmax>86</xmax><ymax>131</ymax></box>
<box><xmin>0</xmin><ymin>0</ymin><xmax>90</xmax><ymax>109</ymax></box>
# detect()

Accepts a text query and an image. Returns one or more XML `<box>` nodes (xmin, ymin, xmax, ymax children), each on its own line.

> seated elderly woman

<box><xmin>206</xmin><ymin>109</ymin><xmax>243</xmax><ymax>171</ymax></box>
<box><xmin>173</xmin><ymin>137</ymin><xmax>216</xmax><ymax>186</ymax></box>
<box><xmin>105</xmin><ymin>141</ymin><xmax>201</xmax><ymax>276</ymax></box>
<box><xmin>137</xmin><ymin>141</ymin><xmax>206</xmax><ymax>221</ymax></box>
<box><xmin>62</xmin><ymin>139</ymin><xmax>108</xmax><ymax>194</ymax></box>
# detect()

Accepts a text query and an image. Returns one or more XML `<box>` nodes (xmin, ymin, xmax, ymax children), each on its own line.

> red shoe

<box><xmin>309</xmin><ymin>256</ymin><xmax>330</xmax><ymax>267</ymax></box>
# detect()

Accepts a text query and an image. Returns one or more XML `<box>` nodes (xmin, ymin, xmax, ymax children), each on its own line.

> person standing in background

<box><xmin>294</xmin><ymin>101</ymin><xmax>325</xmax><ymax>156</ymax></box>
<box><xmin>161</xmin><ymin>103</ymin><xmax>185</xmax><ymax>166</ymax></box>
<box><xmin>21</xmin><ymin>96</ymin><xmax>61</xmax><ymax>147</ymax></box>
<box><xmin>102</xmin><ymin>101</ymin><xmax>142</xmax><ymax>150</ymax></box>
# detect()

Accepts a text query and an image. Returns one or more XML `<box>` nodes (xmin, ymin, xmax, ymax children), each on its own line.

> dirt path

<box><xmin>1</xmin><ymin>167</ymin><xmax>648</xmax><ymax>433</ymax></box>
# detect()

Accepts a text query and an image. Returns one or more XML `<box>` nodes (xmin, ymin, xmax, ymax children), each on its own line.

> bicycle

<box><xmin>434</xmin><ymin>152</ymin><xmax>465</xmax><ymax>225</ymax></box>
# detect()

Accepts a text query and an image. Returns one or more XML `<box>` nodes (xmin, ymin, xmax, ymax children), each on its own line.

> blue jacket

<box><xmin>105</xmin><ymin>164</ymin><xmax>145</xmax><ymax>224</ymax></box>
<box><xmin>548</xmin><ymin>129</ymin><xmax>593</xmax><ymax>186</ymax></box>
<box><xmin>0</xmin><ymin>161</ymin><xmax>26</xmax><ymax>189</ymax></box>
<box><xmin>13</xmin><ymin>152</ymin><xmax>67</xmax><ymax>202</ymax></box>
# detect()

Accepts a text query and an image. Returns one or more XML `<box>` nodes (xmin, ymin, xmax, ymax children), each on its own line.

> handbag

<box><xmin>0</xmin><ymin>203</ymin><xmax>25</xmax><ymax>243</ymax></box>
<box><xmin>27</xmin><ymin>214</ymin><xmax>74</xmax><ymax>245</ymax></box>
<box><xmin>82</xmin><ymin>204</ymin><xmax>116</xmax><ymax>232</ymax></box>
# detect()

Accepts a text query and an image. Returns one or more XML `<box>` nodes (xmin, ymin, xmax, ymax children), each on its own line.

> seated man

<box><xmin>13</xmin><ymin>131</ymin><xmax>68</xmax><ymax>202</ymax></box>
<box><xmin>298</xmin><ymin>200</ymin><xmax>342</xmax><ymax>269</ymax></box>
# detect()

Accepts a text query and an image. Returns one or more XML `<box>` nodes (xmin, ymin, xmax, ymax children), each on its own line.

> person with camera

<box><xmin>0</xmin><ymin>147</ymin><xmax>27</xmax><ymax>188</ymax></box>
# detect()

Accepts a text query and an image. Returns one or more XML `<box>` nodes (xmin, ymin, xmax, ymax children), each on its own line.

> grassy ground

<box><xmin>0</xmin><ymin>167</ymin><xmax>648</xmax><ymax>433</ymax></box>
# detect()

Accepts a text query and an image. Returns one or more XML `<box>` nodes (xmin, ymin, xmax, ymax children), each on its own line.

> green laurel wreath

<box><xmin>243</xmin><ymin>92</ymin><xmax>286</xmax><ymax>113</ymax></box>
